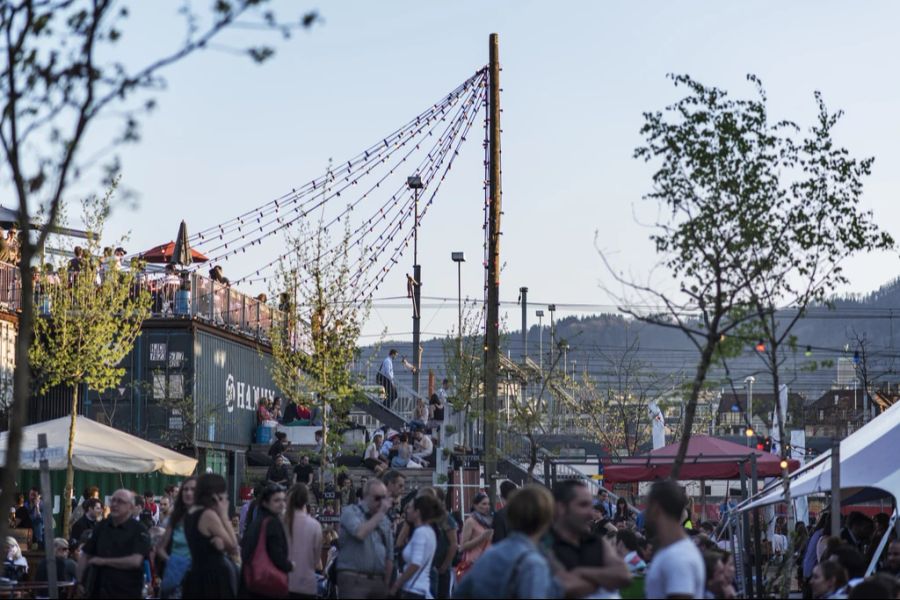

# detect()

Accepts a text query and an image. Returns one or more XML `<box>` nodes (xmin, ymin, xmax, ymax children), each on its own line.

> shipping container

<box><xmin>193</xmin><ymin>330</ymin><xmax>280</xmax><ymax>450</ymax></box>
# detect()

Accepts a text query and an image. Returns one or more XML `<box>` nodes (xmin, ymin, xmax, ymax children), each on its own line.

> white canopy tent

<box><xmin>737</xmin><ymin>399</ymin><xmax>900</xmax><ymax>511</ymax></box>
<box><xmin>0</xmin><ymin>416</ymin><xmax>197</xmax><ymax>475</ymax></box>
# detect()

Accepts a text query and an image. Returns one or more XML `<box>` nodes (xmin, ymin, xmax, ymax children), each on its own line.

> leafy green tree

<box><xmin>269</xmin><ymin>219</ymin><xmax>368</xmax><ymax>492</ymax></box>
<box><xmin>0</xmin><ymin>0</ymin><xmax>318</xmax><ymax>539</ymax></box>
<box><xmin>29</xmin><ymin>184</ymin><xmax>151</xmax><ymax>535</ymax></box>
<box><xmin>726</xmin><ymin>88</ymin><xmax>893</xmax><ymax>598</ymax></box>
<box><xmin>605</xmin><ymin>73</ymin><xmax>784</xmax><ymax>478</ymax></box>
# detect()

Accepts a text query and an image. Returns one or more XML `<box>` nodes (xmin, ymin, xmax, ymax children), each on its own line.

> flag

<box><xmin>771</xmin><ymin>384</ymin><xmax>788</xmax><ymax>454</ymax></box>
<box><xmin>649</xmin><ymin>401</ymin><xmax>666</xmax><ymax>450</ymax></box>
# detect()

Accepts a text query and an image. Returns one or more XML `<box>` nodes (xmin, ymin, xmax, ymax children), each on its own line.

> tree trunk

<box><xmin>63</xmin><ymin>385</ymin><xmax>79</xmax><ymax>537</ymax></box>
<box><xmin>771</xmin><ymin>347</ymin><xmax>794</xmax><ymax>599</ymax></box>
<box><xmin>0</xmin><ymin>244</ymin><xmax>37</xmax><ymax>543</ymax></box>
<box><xmin>670</xmin><ymin>336</ymin><xmax>717</xmax><ymax>480</ymax></box>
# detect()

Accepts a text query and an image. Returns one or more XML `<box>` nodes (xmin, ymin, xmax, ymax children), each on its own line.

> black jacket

<box><xmin>240</xmin><ymin>507</ymin><xmax>292</xmax><ymax>575</ymax></box>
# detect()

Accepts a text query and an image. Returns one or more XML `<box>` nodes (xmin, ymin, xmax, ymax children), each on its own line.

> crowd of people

<box><xmin>5</xmin><ymin>470</ymin><xmax>900</xmax><ymax>599</ymax></box>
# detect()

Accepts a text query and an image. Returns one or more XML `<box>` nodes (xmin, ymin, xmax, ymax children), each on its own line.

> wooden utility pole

<box><xmin>484</xmin><ymin>33</ymin><xmax>502</xmax><ymax>504</ymax></box>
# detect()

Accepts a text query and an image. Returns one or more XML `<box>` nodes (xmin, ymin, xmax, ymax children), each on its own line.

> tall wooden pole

<box><xmin>484</xmin><ymin>33</ymin><xmax>502</xmax><ymax>504</ymax></box>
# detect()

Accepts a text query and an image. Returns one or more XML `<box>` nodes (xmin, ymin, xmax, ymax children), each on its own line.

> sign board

<box><xmin>317</xmin><ymin>515</ymin><xmax>341</xmax><ymax>524</ymax></box>
<box><xmin>31</xmin><ymin>447</ymin><xmax>64</xmax><ymax>463</ymax></box>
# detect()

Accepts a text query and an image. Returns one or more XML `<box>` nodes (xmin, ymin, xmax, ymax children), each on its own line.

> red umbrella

<box><xmin>140</xmin><ymin>241</ymin><xmax>208</xmax><ymax>264</ymax></box>
<box><xmin>602</xmin><ymin>435</ymin><xmax>800</xmax><ymax>483</ymax></box>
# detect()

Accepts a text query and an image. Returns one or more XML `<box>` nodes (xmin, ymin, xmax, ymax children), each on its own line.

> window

<box><xmin>819</xmin><ymin>409</ymin><xmax>824</xmax><ymax>421</ymax></box>
<box><xmin>168</xmin><ymin>351</ymin><xmax>185</xmax><ymax>368</ymax></box>
<box><xmin>152</xmin><ymin>372</ymin><xmax>166</xmax><ymax>399</ymax></box>
<box><xmin>150</xmin><ymin>343</ymin><xmax>167</xmax><ymax>362</ymax></box>
<box><xmin>168</xmin><ymin>374</ymin><xmax>184</xmax><ymax>399</ymax></box>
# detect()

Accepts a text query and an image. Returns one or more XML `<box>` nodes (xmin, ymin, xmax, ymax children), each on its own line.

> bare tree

<box><xmin>567</xmin><ymin>337</ymin><xmax>682</xmax><ymax>457</ymax></box>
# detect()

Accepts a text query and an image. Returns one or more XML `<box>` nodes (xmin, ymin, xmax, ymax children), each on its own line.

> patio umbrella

<box><xmin>171</xmin><ymin>220</ymin><xmax>193</xmax><ymax>266</ymax></box>
<box><xmin>140</xmin><ymin>240</ymin><xmax>208</xmax><ymax>264</ymax></box>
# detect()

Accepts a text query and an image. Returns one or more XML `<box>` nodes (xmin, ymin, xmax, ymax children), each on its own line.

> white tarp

<box><xmin>0</xmin><ymin>416</ymin><xmax>197</xmax><ymax>476</ymax></box>
<box><xmin>738</xmin><ymin>399</ymin><xmax>900</xmax><ymax>511</ymax></box>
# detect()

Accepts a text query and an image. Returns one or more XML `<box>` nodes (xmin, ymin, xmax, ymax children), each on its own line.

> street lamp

<box><xmin>408</xmin><ymin>175</ymin><xmax>424</xmax><ymax>395</ymax></box>
<box><xmin>535</xmin><ymin>309</ymin><xmax>544</xmax><ymax>377</ymax></box>
<box><xmin>548</xmin><ymin>304</ymin><xmax>557</xmax><ymax>367</ymax></box>
<box><xmin>451</xmin><ymin>252</ymin><xmax>465</xmax><ymax>358</ymax></box>
<box><xmin>744</xmin><ymin>375</ymin><xmax>756</xmax><ymax>446</ymax></box>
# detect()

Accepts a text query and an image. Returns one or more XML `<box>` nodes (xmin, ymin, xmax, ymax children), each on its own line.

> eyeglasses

<box><xmin>109</xmin><ymin>497</ymin><xmax>130</xmax><ymax>505</ymax></box>
<box><xmin>373</xmin><ymin>495</ymin><xmax>385</xmax><ymax>502</ymax></box>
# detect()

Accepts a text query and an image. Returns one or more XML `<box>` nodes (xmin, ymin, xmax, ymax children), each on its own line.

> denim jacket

<box><xmin>452</xmin><ymin>533</ymin><xmax>562</xmax><ymax>599</ymax></box>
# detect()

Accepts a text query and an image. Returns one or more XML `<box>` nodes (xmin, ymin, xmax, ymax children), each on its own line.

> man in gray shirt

<box><xmin>337</xmin><ymin>479</ymin><xmax>394</xmax><ymax>599</ymax></box>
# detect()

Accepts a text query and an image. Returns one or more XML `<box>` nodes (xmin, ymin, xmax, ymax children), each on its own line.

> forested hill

<box><xmin>359</xmin><ymin>277</ymin><xmax>900</xmax><ymax>401</ymax></box>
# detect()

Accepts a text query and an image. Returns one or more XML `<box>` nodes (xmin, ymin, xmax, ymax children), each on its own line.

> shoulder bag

<box><xmin>243</xmin><ymin>516</ymin><xmax>289</xmax><ymax>597</ymax></box>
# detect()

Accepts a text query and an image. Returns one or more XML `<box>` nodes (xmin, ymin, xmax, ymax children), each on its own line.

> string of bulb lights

<box><xmin>183</xmin><ymin>68</ymin><xmax>490</xmax><ymax>303</ymax></box>
<box><xmin>187</xmin><ymin>70</ymin><xmax>487</xmax><ymax>247</ymax></box>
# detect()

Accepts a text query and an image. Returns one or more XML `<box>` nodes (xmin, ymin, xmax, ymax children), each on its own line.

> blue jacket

<box><xmin>452</xmin><ymin>533</ymin><xmax>562</xmax><ymax>599</ymax></box>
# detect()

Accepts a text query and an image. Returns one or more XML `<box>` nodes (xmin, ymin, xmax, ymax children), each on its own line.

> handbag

<box><xmin>454</xmin><ymin>553</ymin><xmax>474</xmax><ymax>580</ymax></box>
<box><xmin>243</xmin><ymin>517</ymin><xmax>288</xmax><ymax>597</ymax></box>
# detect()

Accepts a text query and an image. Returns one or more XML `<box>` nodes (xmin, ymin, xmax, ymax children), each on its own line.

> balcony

<box><xmin>3</xmin><ymin>261</ymin><xmax>304</xmax><ymax>347</ymax></box>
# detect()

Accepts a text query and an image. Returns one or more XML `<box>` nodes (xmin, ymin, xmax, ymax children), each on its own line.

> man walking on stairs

<box><xmin>377</xmin><ymin>349</ymin><xmax>398</xmax><ymax>409</ymax></box>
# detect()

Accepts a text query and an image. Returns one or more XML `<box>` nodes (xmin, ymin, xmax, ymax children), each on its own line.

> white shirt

<box><xmin>645</xmin><ymin>537</ymin><xmax>705</xmax><ymax>599</ymax></box>
<box><xmin>415</xmin><ymin>434</ymin><xmax>433</xmax><ymax>455</ymax></box>
<box><xmin>380</xmin><ymin>356</ymin><xmax>394</xmax><ymax>381</ymax></box>
<box><xmin>772</xmin><ymin>533</ymin><xmax>788</xmax><ymax>554</ymax></box>
<box><xmin>402</xmin><ymin>524</ymin><xmax>436</xmax><ymax>598</ymax></box>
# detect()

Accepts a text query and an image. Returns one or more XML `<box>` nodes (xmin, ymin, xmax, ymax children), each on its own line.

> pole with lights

<box><xmin>408</xmin><ymin>175</ymin><xmax>424</xmax><ymax>396</ymax></box>
<box><xmin>451</xmin><ymin>252</ymin><xmax>465</xmax><ymax>359</ymax></box>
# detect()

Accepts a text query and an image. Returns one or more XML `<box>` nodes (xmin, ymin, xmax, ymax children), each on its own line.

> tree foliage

<box><xmin>269</xmin><ymin>218</ymin><xmax>368</xmax><ymax>489</ymax></box>
<box><xmin>0</xmin><ymin>0</ymin><xmax>318</xmax><ymax>541</ymax></box>
<box><xmin>29</xmin><ymin>182</ymin><xmax>151</xmax><ymax>535</ymax></box>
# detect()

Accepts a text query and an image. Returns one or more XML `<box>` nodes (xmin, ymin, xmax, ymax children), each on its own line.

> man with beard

<box><xmin>546</xmin><ymin>480</ymin><xmax>631</xmax><ymax>598</ymax></box>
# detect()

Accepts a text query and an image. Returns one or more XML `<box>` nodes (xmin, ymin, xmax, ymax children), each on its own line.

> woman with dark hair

<box><xmin>457</xmin><ymin>493</ymin><xmax>493</xmax><ymax>580</ymax></box>
<box><xmin>613</xmin><ymin>497</ymin><xmax>633</xmax><ymax>525</ymax></box>
<box><xmin>286</xmin><ymin>483</ymin><xmax>321</xmax><ymax>599</ymax></box>
<box><xmin>158</xmin><ymin>477</ymin><xmax>196</xmax><ymax>599</ymax></box>
<box><xmin>390</xmin><ymin>495</ymin><xmax>444</xmax><ymax>598</ymax></box>
<box><xmin>240</xmin><ymin>483</ymin><xmax>293</xmax><ymax>598</ymax></box>
<box><xmin>183</xmin><ymin>474</ymin><xmax>238</xmax><ymax>599</ymax></box>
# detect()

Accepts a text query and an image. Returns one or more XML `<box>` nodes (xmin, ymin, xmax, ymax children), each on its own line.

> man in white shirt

<box><xmin>644</xmin><ymin>480</ymin><xmax>706</xmax><ymax>599</ymax></box>
<box><xmin>377</xmin><ymin>349</ymin><xmax>398</xmax><ymax>409</ymax></box>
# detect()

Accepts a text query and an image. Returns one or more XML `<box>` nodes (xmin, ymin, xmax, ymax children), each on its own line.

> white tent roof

<box><xmin>739</xmin><ymin>399</ymin><xmax>900</xmax><ymax>511</ymax></box>
<box><xmin>0</xmin><ymin>416</ymin><xmax>197</xmax><ymax>476</ymax></box>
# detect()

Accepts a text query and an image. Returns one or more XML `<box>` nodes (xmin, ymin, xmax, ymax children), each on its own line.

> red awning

<box><xmin>139</xmin><ymin>241</ymin><xmax>208</xmax><ymax>264</ymax></box>
<box><xmin>602</xmin><ymin>435</ymin><xmax>800</xmax><ymax>482</ymax></box>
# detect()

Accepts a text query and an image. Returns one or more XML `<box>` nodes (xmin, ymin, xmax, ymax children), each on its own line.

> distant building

<box><xmin>715</xmin><ymin>391</ymin><xmax>805</xmax><ymax>437</ymax></box>
<box><xmin>804</xmin><ymin>389</ymin><xmax>867</xmax><ymax>439</ymax></box>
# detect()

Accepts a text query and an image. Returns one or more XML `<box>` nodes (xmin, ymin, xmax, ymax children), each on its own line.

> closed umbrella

<box><xmin>171</xmin><ymin>220</ymin><xmax>193</xmax><ymax>266</ymax></box>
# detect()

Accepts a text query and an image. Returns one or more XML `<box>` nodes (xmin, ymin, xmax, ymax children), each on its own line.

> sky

<box><xmin>57</xmin><ymin>1</ymin><xmax>900</xmax><ymax>341</ymax></box>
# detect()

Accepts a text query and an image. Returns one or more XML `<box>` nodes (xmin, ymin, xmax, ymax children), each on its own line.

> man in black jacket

<box><xmin>70</xmin><ymin>498</ymin><xmax>103</xmax><ymax>544</ymax></box>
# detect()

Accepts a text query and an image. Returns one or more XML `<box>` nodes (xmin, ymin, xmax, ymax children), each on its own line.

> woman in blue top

<box><xmin>452</xmin><ymin>485</ymin><xmax>563</xmax><ymax>599</ymax></box>
<box><xmin>158</xmin><ymin>477</ymin><xmax>196</xmax><ymax>599</ymax></box>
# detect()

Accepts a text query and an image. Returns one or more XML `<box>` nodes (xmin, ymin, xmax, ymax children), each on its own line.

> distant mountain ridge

<box><xmin>359</xmin><ymin>277</ymin><xmax>900</xmax><ymax>401</ymax></box>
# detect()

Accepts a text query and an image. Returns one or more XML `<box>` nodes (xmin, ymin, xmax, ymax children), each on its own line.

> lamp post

<box><xmin>744</xmin><ymin>375</ymin><xmax>756</xmax><ymax>446</ymax></box>
<box><xmin>549</xmin><ymin>303</ymin><xmax>557</xmax><ymax>367</ymax></box>
<box><xmin>408</xmin><ymin>175</ymin><xmax>424</xmax><ymax>396</ymax></box>
<box><xmin>536</xmin><ymin>309</ymin><xmax>544</xmax><ymax>377</ymax></box>
<box><xmin>451</xmin><ymin>252</ymin><xmax>465</xmax><ymax>359</ymax></box>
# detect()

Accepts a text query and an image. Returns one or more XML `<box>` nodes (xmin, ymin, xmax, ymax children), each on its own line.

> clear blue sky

<box><xmin>73</xmin><ymin>1</ymin><xmax>900</xmax><ymax>340</ymax></box>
